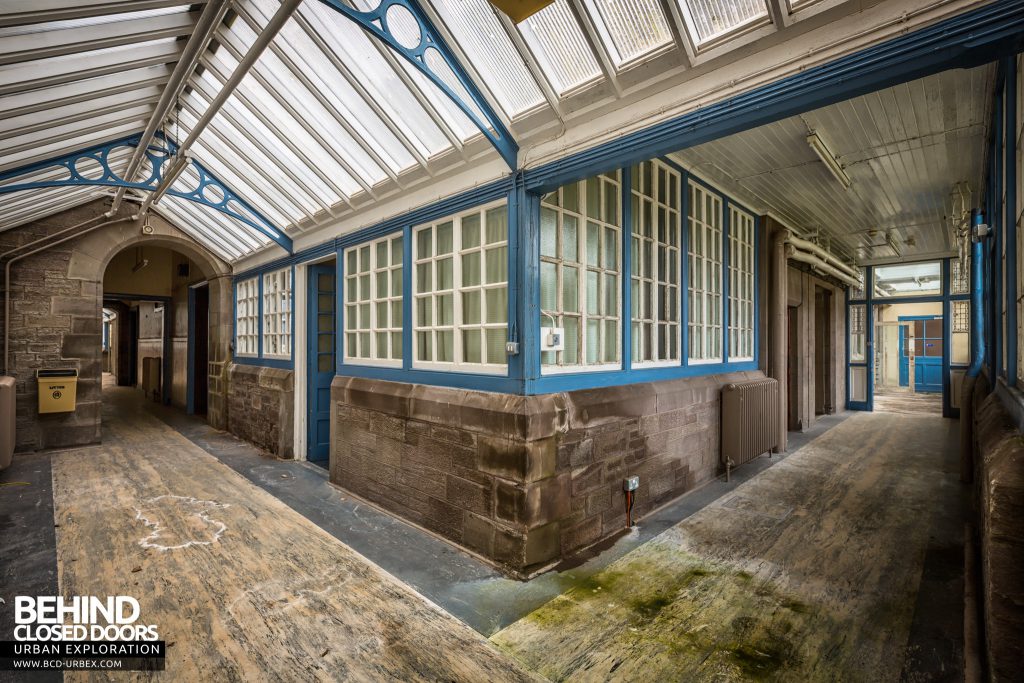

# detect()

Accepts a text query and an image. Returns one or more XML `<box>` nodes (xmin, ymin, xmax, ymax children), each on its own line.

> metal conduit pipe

<box><xmin>111</xmin><ymin>0</ymin><xmax>230</xmax><ymax>214</ymax></box>
<box><xmin>3</xmin><ymin>216</ymin><xmax>135</xmax><ymax>376</ymax></box>
<box><xmin>770</xmin><ymin>229</ymin><xmax>788</xmax><ymax>453</ymax></box>
<box><xmin>135</xmin><ymin>0</ymin><xmax>304</xmax><ymax>218</ymax></box>
<box><xmin>785</xmin><ymin>245</ymin><xmax>861</xmax><ymax>288</ymax></box>
<box><xmin>960</xmin><ymin>209</ymin><xmax>987</xmax><ymax>484</ymax></box>
<box><xmin>786</xmin><ymin>231</ymin><xmax>860</xmax><ymax>280</ymax></box>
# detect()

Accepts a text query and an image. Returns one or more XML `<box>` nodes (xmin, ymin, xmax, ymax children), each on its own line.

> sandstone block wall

<box><xmin>227</xmin><ymin>364</ymin><xmax>294</xmax><ymax>459</ymax></box>
<box><xmin>331</xmin><ymin>371</ymin><xmax>763</xmax><ymax>576</ymax></box>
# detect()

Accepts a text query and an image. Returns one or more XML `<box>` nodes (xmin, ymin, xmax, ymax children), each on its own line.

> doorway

<box><xmin>188</xmin><ymin>284</ymin><xmax>209</xmax><ymax>415</ymax></box>
<box><xmin>306</xmin><ymin>261</ymin><xmax>336</xmax><ymax>465</ymax></box>
<box><xmin>873</xmin><ymin>301</ymin><xmax>944</xmax><ymax>415</ymax></box>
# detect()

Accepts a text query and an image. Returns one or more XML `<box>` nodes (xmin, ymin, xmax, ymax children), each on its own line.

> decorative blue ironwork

<box><xmin>318</xmin><ymin>0</ymin><xmax>518</xmax><ymax>169</ymax></box>
<box><xmin>0</xmin><ymin>132</ymin><xmax>293</xmax><ymax>254</ymax></box>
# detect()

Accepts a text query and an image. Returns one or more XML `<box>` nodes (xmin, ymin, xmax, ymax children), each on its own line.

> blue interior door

<box><xmin>899</xmin><ymin>316</ymin><xmax>943</xmax><ymax>393</ymax></box>
<box><xmin>307</xmin><ymin>263</ymin><xmax>336</xmax><ymax>463</ymax></box>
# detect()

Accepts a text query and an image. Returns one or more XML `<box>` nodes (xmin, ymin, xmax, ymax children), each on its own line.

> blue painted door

<box><xmin>899</xmin><ymin>316</ymin><xmax>943</xmax><ymax>393</ymax></box>
<box><xmin>307</xmin><ymin>263</ymin><xmax>336</xmax><ymax>463</ymax></box>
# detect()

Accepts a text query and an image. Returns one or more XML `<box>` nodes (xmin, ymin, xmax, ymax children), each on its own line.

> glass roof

<box><xmin>0</xmin><ymin>0</ymin><xmax>839</xmax><ymax>262</ymax></box>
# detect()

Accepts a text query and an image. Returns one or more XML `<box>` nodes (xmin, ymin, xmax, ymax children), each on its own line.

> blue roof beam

<box><xmin>317</xmin><ymin>0</ymin><xmax>519</xmax><ymax>170</ymax></box>
<box><xmin>0</xmin><ymin>132</ymin><xmax>293</xmax><ymax>255</ymax></box>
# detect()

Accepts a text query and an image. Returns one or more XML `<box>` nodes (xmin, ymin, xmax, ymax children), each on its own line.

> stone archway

<box><xmin>4</xmin><ymin>200</ymin><xmax>233</xmax><ymax>451</ymax></box>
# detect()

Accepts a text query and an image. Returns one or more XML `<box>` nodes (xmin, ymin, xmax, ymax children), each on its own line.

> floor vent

<box><xmin>721</xmin><ymin>378</ymin><xmax>780</xmax><ymax>479</ymax></box>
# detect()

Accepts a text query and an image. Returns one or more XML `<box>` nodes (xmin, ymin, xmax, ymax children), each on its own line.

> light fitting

<box><xmin>806</xmin><ymin>132</ymin><xmax>851</xmax><ymax>189</ymax></box>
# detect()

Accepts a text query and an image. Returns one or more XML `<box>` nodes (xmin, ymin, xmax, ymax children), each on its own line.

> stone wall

<box><xmin>331</xmin><ymin>370</ymin><xmax>763</xmax><ymax>576</ymax></box>
<box><xmin>227</xmin><ymin>364</ymin><xmax>294</xmax><ymax>459</ymax></box>
<box><xmin>0</xmin><ymin>200</ymin><xmax>231</xmax><ymax>451</ymax></box>
<box><xmin>972</xmin><ymin>381</ymin><xmax>1024</xmax><ymax>680</ymax></box>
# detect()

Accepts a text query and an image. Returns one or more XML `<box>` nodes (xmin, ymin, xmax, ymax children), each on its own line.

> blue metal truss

<box><xmin>0</xmin><ymin>132</ymin><xmax>293</xmax><ymax>254</ymax></box>
<box><xmin>318</xmin><ymin>0</ymin><xmax>518</xmax><ymax>169</ymax></box>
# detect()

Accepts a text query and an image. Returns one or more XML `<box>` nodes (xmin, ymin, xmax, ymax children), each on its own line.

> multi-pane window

<box><xmin>849</xmin><ymin>304</ymin><xmax>866</xmax><ymax>362</ymax></box>
<box><xmin>345</xmin><ymin>234</ymin><xmax>403</xmax><ymax>365</ymax></box>
<box><xmin>687</xmin><ymin>181</ymin><xmax>723</xmax><ymax>362</ymax></box>
<box><xmin>951</xmin><ymin>257</ymin><xmax>970</xmax><ymax>295</ymax></box>
<box><xmin>413</xmin><ymin>204</ymin><xmax>508</xmax><ymax>372</ymax></box>
<box><xmin>631</xmin><ymin>160</ymin><xmax>680</xmax><ymax>365</ymax></box>
<box><xmin>728</xmin><ymin>206</ymin><xmax>755</xmax><ymax>361</ymax></box>
<box><xmin>262</xmin><ymin>268</ymin><xmax>292</xmax><ymax>358</ymax></box>
<box><xmin>541</xmin><ymin>172</ymin><xmax>622</xmax><ymax>370</ymax></box>
<box><xmin>851</xmin><ymin>267</ymin><xmax>866</xmax><ymax>299</ymax></box>
<box><xmin>235</xmin><ymin>277</ymin><xmax>259</xmax><ymax>357</ymax></box>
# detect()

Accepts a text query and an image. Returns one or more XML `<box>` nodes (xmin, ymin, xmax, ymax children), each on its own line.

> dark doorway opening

<box><xmin>189</xmin><ymin>284</ymin><xmax>209</xmax><ymax>416</ymax></box>
<box><xmin>787</xmin><ymin>305</ymin><xmax>799</xmax><ymax>431</ymax></box>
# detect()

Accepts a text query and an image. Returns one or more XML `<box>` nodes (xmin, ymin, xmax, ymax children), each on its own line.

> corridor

<box><xmin>1</xmin><ymin>387</ymin><xmax>963</xmax><ymax>681</ymax></box>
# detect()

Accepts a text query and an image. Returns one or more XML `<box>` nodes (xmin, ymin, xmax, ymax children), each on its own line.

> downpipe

<box><xmin>960</xmin><ymin>209</ymin><xmax>987</xmax><ymax>484</ymax></box>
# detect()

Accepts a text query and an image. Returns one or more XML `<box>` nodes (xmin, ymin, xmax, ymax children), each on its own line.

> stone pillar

<box><xmin>769</xmin><ymin>222</ymin><xmax>788</xmax><ymax>452</ymax></box>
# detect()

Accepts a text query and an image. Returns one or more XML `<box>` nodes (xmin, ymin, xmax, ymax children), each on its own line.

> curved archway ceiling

<box><xmin>1</xmin><ymin>0</ymin><xmax>899</xmax><ymax>261</ymax></box>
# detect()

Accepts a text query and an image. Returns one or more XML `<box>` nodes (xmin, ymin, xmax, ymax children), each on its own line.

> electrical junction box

<box><xmin>623</xmin><ymin>476</ymin><xmax>639</xmax><ymax>492</ymax></box>
<box><xmin>541</xmin><ymin>327</ymin><xmax>564</xmax><ymax>352</ymax></box>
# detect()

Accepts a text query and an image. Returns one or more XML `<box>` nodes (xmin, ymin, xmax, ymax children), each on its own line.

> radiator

<box><xmin>721</xmin><ymin>378</ymin><xmax>780</xmax><ymax>479</ymax></box>
<box><xmin>0</xmin><ymin>376</ymin><xmax>13</xmax><ymax>470</ymax></box>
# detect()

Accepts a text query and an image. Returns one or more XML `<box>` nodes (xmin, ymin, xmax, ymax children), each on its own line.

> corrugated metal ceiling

<box><xmin>672</xmin><ymin>63</ymin><xmax>997</xmax><ymax>264</ymax></box>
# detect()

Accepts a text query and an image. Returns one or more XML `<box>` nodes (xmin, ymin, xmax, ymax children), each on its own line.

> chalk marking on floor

<box><xmin>134</xmin><ymin>494</ymin><xmax>230</xmax><ymax>551</ymax></box>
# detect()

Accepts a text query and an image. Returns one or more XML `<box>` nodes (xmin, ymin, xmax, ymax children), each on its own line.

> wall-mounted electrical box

<box><xmin>623</xmin><ymin>476</ymin><xmax>639</xmax><ymax>492</ymax></box>
<box><xmin>541</xmin><ymin>327</ymin><xmax>564</xmax><ymax>352</ymax></box>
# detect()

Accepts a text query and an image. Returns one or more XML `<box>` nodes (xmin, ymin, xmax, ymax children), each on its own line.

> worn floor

<box><xmin>41</xmin><ymin>388</ymin><xmax>536</xmax><ymax>682</ymax></box>
<box><xmin>874</xmin><ymin>388</ymin><xmax>944</xmax><ymax>415</ymax></box>
<box><xmin>490</xmin><ymin>412</ymin><xmax>964</xmax><ymax>682</ymax></box>
<box><xmin>0</xmin><ymin>388</ymin><xmax>962</xmax><ymax>682</ymax></box>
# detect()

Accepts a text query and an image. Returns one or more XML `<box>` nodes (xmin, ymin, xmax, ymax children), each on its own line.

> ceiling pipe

<box><xmin>785</xmin><ymin>244</ymin><xmax>861</xmax><ymax>288</ymax></box>
<box><xmin>135</xmin><ymin>0</ymin><xmax>303</xmax><ymax>219</ymax></box>
<box><xmin>111</xmin><ymin>0</ymin><xmax>230</xmax><ymax>214</ymax></box>
<box><xmin>785</xmin><ymin>230</ymin><xmax>860</xmax><ymax>280</ymax></box>
<box><xmin>3</xmin><ymin>216</ymin><xmax>135</xmax><ymax>376</ymax></box>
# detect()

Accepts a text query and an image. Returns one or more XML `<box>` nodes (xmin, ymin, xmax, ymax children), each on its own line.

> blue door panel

<box><xmin>898</xmin><ymin>315</ymin><xmax>943</xmax><ymax>393</ymax></box>
<box><xmin>307</xmin><ymin>264</ymin><xmax>336</xmax><ymax>462</ymax></box>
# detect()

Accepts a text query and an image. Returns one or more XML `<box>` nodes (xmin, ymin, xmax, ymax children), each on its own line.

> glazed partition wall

<box><xmin>231</xmin><ymin>156</ymin><xmax>761</xmax><ymax>395</ymax></box>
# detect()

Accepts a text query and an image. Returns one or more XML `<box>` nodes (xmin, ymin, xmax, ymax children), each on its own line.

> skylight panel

<box><xmin>429</xmin><ymin>0</ymin><xmax>544</xmax><ymax>117</ymax></box>
<box><xmin>585</xmin><ymin>0</ymin><xmax>673</xmax><ymax>65</ymax></box>
<box><xmin>517</xmin><ymin>0</ymin><xmax>601</xmax><ymax>94</ymax></box>
<box><xmin>677</xmin><ymin>0</ymin><xmax>769</xmax><ymax>44</ymax></box>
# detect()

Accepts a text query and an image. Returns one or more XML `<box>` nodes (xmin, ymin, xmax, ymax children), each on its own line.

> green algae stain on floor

<box><xmin>491</xmin><ymin>540</ymin><xmax>833</xmax><ymax>682</ymax></box>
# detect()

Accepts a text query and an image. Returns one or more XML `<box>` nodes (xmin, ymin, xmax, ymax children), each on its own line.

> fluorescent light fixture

<box><xmin>806</xmin><ymin>132</ymin><xmax>851</xmax><ymax>189</ymax></box>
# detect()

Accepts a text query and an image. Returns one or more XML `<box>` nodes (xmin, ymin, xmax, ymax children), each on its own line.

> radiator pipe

<box><xmin>770</xmin><ymin>227</ymin><xmax>788</xmax><ymax>453</ymax></box>
<box><xmin>3</xmin><ymin>216</ymin><xmax>135</xmax><ymax>376</ymax></box>
<box><xmin>785</xmin><ymin>244</ymin><xmax>861</xmax><ymax>288</ymax></box>
<box><xmin>960</xmin><ymin>209</ymin><xmax>987</xmax><ymax>484</ymax></box>
<box><xmin>786</xmin><ymin>231</ymin><xmax>860</xmax><ymax>281</ymax></box>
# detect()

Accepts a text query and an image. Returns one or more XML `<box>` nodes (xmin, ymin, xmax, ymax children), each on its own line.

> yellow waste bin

<box><xmin>37</xmin><ymin>369</ymin><xmax>78</xmax><ymax>414</ymax></box>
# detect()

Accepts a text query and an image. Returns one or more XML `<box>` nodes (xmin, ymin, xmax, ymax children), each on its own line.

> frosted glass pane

<box><xmin>486</xmin><ymin>288</ymin><xmax>508</xmax><ymax>324</ymax></box>
<box><xmin>587</xmin><ymin>0</ymin><xmax>672</xmax><ymax>65</ymax></box>
<box><xmin>564</xmin><ymin>316</ymin><xmax>580</xmax><ymax>363</ymax></box>
<box><xmin>417</xmin><ymin>228</ymin><xmax>432</xmax><ymax>258</ymax></box>
<box><xmin>519</xmin><ymin>0</ymin><xmax>601</xmax><ymax>94</ymax></box>
<box><xmin>391</xmin><ymin>302</ymin><xmax>402</xmax><ymax>327</ymax></box>
<box><xmin>587</xmin><ymin>271</ymin><xmax>599</xmax><ymax>314</ymax></box>
<box><xmin>541</xmin><ymin>208</ymin><xmax>558</xmax><ymax>258</ymax></box>
<box><xmin>586</xmin><ymin>320</ymin><xmax>600</xmax><ymax>363</ymax></box>
<box><xmin>541</xmin><ymin>262</ymin><xmax>557</xmax><ymax>310</ymax></box>
<box><xmin>463</xmin><ymin>290</ymin><xmax>481</xmax><ymax>324</ymax></box>
<box><xmin>376</xmin><ymin>240</ymin><xmax>388</xmax><ymax>266</ymax></box>
<box><xmin>391</xmin><ymin>332</ymin><xmax>402</xmax><ymax>357</ymax></box>
<box><xmin>463</xmin><ymin>330</ymin><xmax>482</xmax><ymax>363</ymax></box>
<box><xmin>430</xmin><ymin>0</ymin><xmax>544</xmax><ymax>116</ymax></box>
<box><xmin>417</xmin><ymin>331</ymin><xmax>432</xmax><ymax>360</ymax></box>
<box><xmin>462</xmin><ymin>213</ymin><xmax>481</xmax><ymax>248</ymax></box>
<box><xmin>438</xmin><ymin>294</ymin><xmax>454</xmax><ymax>326</ymax></box>
<box><xmin>391</xmin><ymin>237</ymin><xmax>403</xmax><ymax>265</ymax></box>
<box><xmin>437</xmin><ymin>221</ymin><xmax>453</xmax><ymax>254</ymax></box>
<box><xmin>416</xmin><ymin>263</ymin><xmax>431</xmax><ymax>292</ymax></box>
<box><xmin>485</xmin><ymin>247</ymin><xmax>507</xmax><ymax>284</ymax></box>
<box><xmin>417</xmin><ymin>297</ymin><xmax>432</xmax><ymax>326</ymax></box>
<box><xmin>563</xmin><ymin>215</ymin><xmax>578</xmax><ymax>262</ymax></box>
<box><xmin>463</xmin><ymin>252</ymin><xmax>481</xmax><ymax>286</ymax></box>
<box><xmin>486</xmin><ymin>207</ymin><xmax>507</xmax><ymax>244</ymax></box>
<box><xmin>437</xmin><ymin>330</ymin><xmax>454</xmax><ymax>362</ymax></box>
<box><xmin>437</xmin><ymin>257</ymin><xmax>453</xmax><ymax>290</ymax></box>
<box><xmin>485</xmin><ymin>328</ymin><xmax>506</xmax><ymax>364</ymax></box>
<box><xmin>679</xmin><ymin>0</ymin><xmax>769</xmax><ymax>43</ymax></box>
<box><xmin>586</xmin><ymin>222</ymin><xmax>600</xmax><ymax>264</ymax></box>
<box><xmin>391</xmin><ymin>268</ymin><xmax>402</xmax><ymax>294</ymax></box>
<box><xmin>563</xmin><ymin>266</ymin><xmax>579</xmax><ymax>312</ymax></box>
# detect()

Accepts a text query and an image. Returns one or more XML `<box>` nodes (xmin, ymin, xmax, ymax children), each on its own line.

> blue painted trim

<box><xmin>1004</xmin><ymin>55</ymin><xmax>1018</xmax><ymax>387</ymax></box>
<box><xmin>337</xmin><ymin>363</ymin><xmax>523</xmax><ymax>394</ymax></box>
<box><xmin>0</xmin><ymin>131</ymin><xmax>293</xmax><ymax>253</ymax></box>
<box><xmin>680</xmin><ymin>164</ymin><xmax>690</xmax><ymax>368</ymax></box>
<box><xmin>233</xmin><ymin>356</ymin><xmax>294</xmax><ymax>370</ymax></box>
<box><xmin>401</xmin><ymin>227</ymin><xmax>413</xmax><ymax>372</ymax></box>
<box><xmin>722</xmin><ymin>197</ymin><xmax>731</xmax><ymax>364</ymax></box>
<box><xmin>506</xmin><ymin>177</ymin><xmax>524</xmax><ymax>382</ymax></box>
<box><xmin>336</xmin><ymin>247</ymin><xmax>346</xmax><ymax>374</ymax></box>
<box><xmin>522</xmin><ymin>0</ymin><xmax>1024</xmax><ymax>192</ymax></box>
<box><xmin>532</xmin><ymin>361</ymin><xmax>759</xmax><ymax>394</ymax></box>
<box><xmin>621</xmin><ymin>165</ymin><xmax>633</xmax><ymax>371</ymax></box>
<box><xmin>317</xmin><ymin>0</ymin><xmax>517</xmax><ymax>169</ymax></box>
<box><xmin>520</xmin><ymin>191</ymin><xmax>542</xmax><ymax>391</ymax></box>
